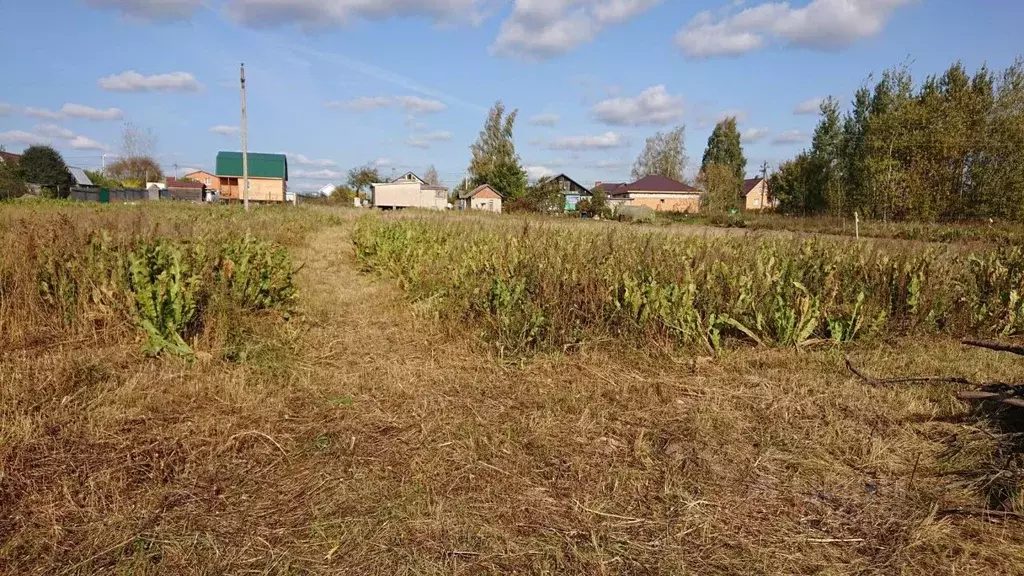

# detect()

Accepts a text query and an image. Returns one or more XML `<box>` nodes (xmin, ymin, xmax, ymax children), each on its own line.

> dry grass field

<box><xmin>2</xmin><ymin>203</ymin><xmax>1023</xmax><ymax>574</ymax></box>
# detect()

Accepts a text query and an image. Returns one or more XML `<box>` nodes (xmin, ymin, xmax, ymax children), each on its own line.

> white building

<box><xmin>318</xmin><ymin>183</ymin><xmax>336</xmax><ymax>197</ymax></box>
<box><xmin>371</xmin><ymin>180</ymin><xmax>448</xmax><ymax>210</ymax></box>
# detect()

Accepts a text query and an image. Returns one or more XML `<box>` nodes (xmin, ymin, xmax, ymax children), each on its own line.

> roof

<box><xmin>551</xmin><ymin>173</ymin><xmax>591</xmax><ymax>195</ymax></box>
<box><xmin>0</xmin><ymin>151</ymin><xmax>21</xmax><ymax>165</ymax></box>
<box><xmin>459</xmin><ymin>184</ymin><xmax>500</xmax><ymax>200</ymax></box>
<box><xmin>68</xmin><ymin>166</ymin><xmax>93</xmax><ymax>187</ymax></box>
<box><xmin>743</xmin><ymin>177</ymin><xmax>764</xmax><ymax>194</ymax></box>
<box><xmin>593</xmin><ymin>182</ymin><xmax>626</xmax><ymax>195</ymax></box>
<box><xmin>625</xmin><ymin>175</ymin><xmax>699</xmax><ymax>194</ymax></box>
<box><xmin>215</xmin><ymin>152</ymin><xmax>288</xmax><ymax>180</ymax></box>
<box><xmin>167</xmin><ymin>177</ymin><xmax>204</xmax><ymax>189</ymax></box>
<box><xmin>392</xmin><ymin>171</ymin><xmax>426</xmax><ymax>184</ymax></box>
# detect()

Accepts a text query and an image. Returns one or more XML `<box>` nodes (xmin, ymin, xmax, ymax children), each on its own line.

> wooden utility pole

<box><xmin>240</xmin><ymin>63</ymin><xmax>249</xmax><ymax>211</ymax></box>
<box><xmin>760</xmin><ymin>161</ymin><xmax>769</xmax><ymax>209</ymax></box>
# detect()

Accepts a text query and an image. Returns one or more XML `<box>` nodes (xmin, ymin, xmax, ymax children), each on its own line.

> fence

<box><xmin>69</xmin><ymin>187</ymin><xmax>207</xmax><ymax>203</ymax></box>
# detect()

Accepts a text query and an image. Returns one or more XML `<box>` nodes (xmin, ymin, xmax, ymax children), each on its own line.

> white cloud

<box><xmin>374</xmin><ymin>157</ymin><xmax>393</xmax><ymax>167</ymax></box>
<box><xmin>794</xmin><ymin>97</ymin><xmax>825</xmax><ymax>115</ymax></box>
<box><xmin>0</xmin><ymin>103</ymin><xmax>14</xmax><ymax>116</ymax></box>
<box><xmin>61</xmin><ymin>103</ymin><xmax>123</xmax><ymax>120</ymax></box>
<box><xmin>83</xmin><ymin>0</ymin><xmax>202</xmax><ymax>20</ymax></box>
<box><xmin>587</xmin><ymin>158</ymin><xmax>630</xmax><ymax>170</ymax></box>
<box><xmin>293</xmin><ymin>168</ymin><xmax>346</xmax><ymax>180</ymax></box>
<box><xmin>69</xmin><ymin>135</ymin><xmax>111</xmax><ymax>152</ymax></box>
<box><xmin>210</xmin><ymin>125</ymin><xmax>241</xmax><ymax>136</ymax></box>
<box><xmin>326</xmin><ymin>95</ymin><xmax>446</xmax><ymax>115</ymax></box>
<box><xmin>34</xmin><ymin>124</ymin><xmax>75</xmax><ymax>139</ymax></box>
<box><xmin>526</xmin><ymin>165</ymin><xmax>556</xmax><ymax>180</ymax></box>
<box><xmin>715</xmin><ymin>108</ymin><xmax>748</xmax><ymax>123</ymax></box>
<box><xmin>227</xmin><ymin>0</ymin><xmax>488</xmax><ymax>27</ymax></box>
<box><xmin>287</xmin><ymin>153</ymin><xmax>337</xmax><ymax>167</ymax></box>
<box><xmin>98</xmin><ymin>70</ymin><xmax>203</xmax><ymax>92</ymax></box>
<box><xmin>591</xmin><ymin>85</ymin><xmax>684</xmax><ymax>126</ymax></box>
<box><xmin>0</xmin><ymin>130</ymin><xmax>51</xmax><ymax>147</ymax></box>
<box><xmin>529</xmin><ymin>113</ymin><xmax>560</xmax><ymax>127</ymax></box>
<box><xmin>742</xmin><ymin>127</ymin><xmax>771</xmax><ymax>143</ymax></box>
<box><xmin>406</xmin><ymin>130</ymin><xmax>453</xmax><ymax>149</ymax></box>
<box><xmin>493</xmin><ymin>0</ymin><xmax>663</xmax><ymax>59</ymax></box>
<box><xmin>24</xmin><ymin>107</ymin><xmax>63</xmax><ymax>120</ymax></box>
<box><xmin>677</xmin><ymin>0</ymin><xmax>916</xmax><ymax>58</ymax></box>
<box><xmin>326</xmin><ymin>96</ymin><xmax>392</xmax><ymax>111</ymax></box>
<box><xmin>396</xmin><ymin>95</ymin><xmax>446</xmax><ymax>114</ymax></box>
<box><xmin>547</xmin><ymin>131</ymin><xmax>626</xmax><ymax>151</ymax></box>
<box><xmin>772</xmin><ymin>129</ymin><xmax>807</xmax><ymax>145</ymax></box>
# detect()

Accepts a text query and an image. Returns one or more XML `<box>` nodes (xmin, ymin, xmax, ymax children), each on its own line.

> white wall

<box><xmin>469</xmin><ymin>196</ymin><xmax>501</xmax><ymax>213</ymax></box>
<box><xmin>372</xmin><ymin>182</ymin><xmax>446</xmax><ymax>210</ymax></box>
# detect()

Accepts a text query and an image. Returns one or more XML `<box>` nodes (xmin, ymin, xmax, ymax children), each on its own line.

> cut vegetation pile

<box><xmin>354</xmin><ymin>215</ymin><xmax>1024</xmax><ymax>354</ymax></box>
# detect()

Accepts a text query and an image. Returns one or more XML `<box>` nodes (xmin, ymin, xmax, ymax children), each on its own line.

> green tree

<box><xmin>771</xmin><ymin>153</ymin><xmax>815</xmax><ymax>215</ymax></box>
<box><xmin>589</xmin><ymin>187</ymin><xmax>610</xmax><ymax>218</ymax></box>
<box><xmin>632</xmin><ymin>125</ymin><xmax>687</xmax><ymax>182</ymax></box>
<box><xmin>330</xmin><ymin>185</ymin><xmax>358</xmax><ymax>203</ymax></box>
<box><xmin>106</xmin><ymin>157</ymin><xmax>163</xmax><ymax>188</ymax></box>
<box><xmin>700</xmin><ymin>117</ymin><xmax>746</xmax><ymax>205</ymax></box>
<box><xmin>509</xmin><ymin>176</ymin><xmax>562</xmax><ymax>212</ymax></box>
<box><xmin>699</xmin><ymin>163</ymin><xmax>742</xmax><ymax>214</ymax></box>
<box><xmin>347</xmin><ymin>163</ymin><xmax>382</xmax><ymax>194</ymax></box>
<box><xmin>808</xmin><ymin>96</ymin><xmax>844</xmax><ymax>215</ymax></box>
<box><xmin>19</xmin><ymin>145</ymin><xmax>72</xmax><ymax>197</ymax></box>
<box><xmin>0</xmin><ymin>158</ymin><xmax>28</xmax><ymax>199</ymax></box>
<box><xmin>108</xmin><ymin>121</ymin><xmax>163</xmax><ymax>187</ymax></box>
<box><xmin>84</xmin><ymin>169</ymin><xmax>123</xmax><ymax>189</ymax></box>
<box><xmin>468</xmin><ymin>101</ymin><xmax>527</xmax><ymax>200</ymax></box>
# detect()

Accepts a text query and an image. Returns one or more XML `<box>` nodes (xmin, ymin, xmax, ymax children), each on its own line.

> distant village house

<box><xmin>458</xmin><ymin>184</ymin><xmax>502</xmax><ymax>214</ymax></box>
<box><xmin>596</xmin><ymin>175</ymin><xmax>700</xmax><ymax>213</ymax></box>
<box><xmin>214</xmin><ymin>152</ymin><xmax>288</xmax><ymax>202</ymax></box>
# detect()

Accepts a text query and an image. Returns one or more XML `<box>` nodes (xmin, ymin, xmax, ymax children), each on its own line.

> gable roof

<box><xmin>551</xmin><ymin>173</ymin><xmax>591</xmax><ymax>195</ymax></box>
<box><xmin>216</xmin><ymin>152</ymin><xmax>288</xmax><ymax>180</ymax></box>
<box><xmin>68</xmin><ymin>166</ymin><xmax>93</xmax><ymax>187</ymax></box>
<box><xmin>392</xmin><ymin>171</ymin><xmax>426</xmax><ymax>184</ymax></box>
<box><xmin>0</xmin><ymin>151</ymin><xmax>21</xmax><ymax>165</ymax></box>
<box><xmin>459</xmin><ymin>184</ymin><xmax>500</xmax><ymax>200</ymax></box>
<box><xmin>743</xmin><ymin>177</ymin><xmax>764</xmax><ymax>194</ymax></box>
<box><xmin>625</xmin><ymin>175</ymin><xmax>698</xmax><ymax>194</ymax></box>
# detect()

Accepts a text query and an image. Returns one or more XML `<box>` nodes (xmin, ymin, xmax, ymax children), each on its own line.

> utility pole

<box><xmin>760</xmin><ymin>161</ymin><xmax>769</xmax><ymax>210</ymax></box>
<box><xmin>240</xmin><ymin>63</ymin><xmax>249</xmax><ymax>211</ymax></box>
<box><xmin>173</xmin><ymin>163</ymin><xmax>179</xmax><ymax>179</ymax></box>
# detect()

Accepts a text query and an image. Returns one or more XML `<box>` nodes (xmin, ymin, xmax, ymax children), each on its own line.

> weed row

<box><xmin>1</xmin><ymin>210</ymin><xmax>298</xmax><ymax>356</ymax></box>
<box><xmin>355</xmin><ymin>216</ymin><xmax>1024</xmax><ymax>353</ymax></box>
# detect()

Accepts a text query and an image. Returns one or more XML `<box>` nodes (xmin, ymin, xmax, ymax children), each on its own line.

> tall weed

<box><xmin>354</xmin><ymin>216</ymin><xmax>1024</xmax><ymax>354</ymax></box>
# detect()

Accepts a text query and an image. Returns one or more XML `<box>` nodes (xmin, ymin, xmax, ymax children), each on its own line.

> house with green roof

<box><xmin>215</xmin><ymin>151</ymin><xmax>288</xmax><ymax>202</ymax></box>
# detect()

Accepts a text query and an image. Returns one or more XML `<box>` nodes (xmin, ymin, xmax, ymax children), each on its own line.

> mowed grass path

<box><xmin>2</xmin><ymin>216</ymin><xmax>1023</xmax><ymax>574</ymax></box>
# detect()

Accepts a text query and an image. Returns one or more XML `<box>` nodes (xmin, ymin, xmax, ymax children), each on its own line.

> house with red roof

<box><xmin>596</xmin><ymin>175</ymin><xmax>701</xmax><ymax>213</ymax></box>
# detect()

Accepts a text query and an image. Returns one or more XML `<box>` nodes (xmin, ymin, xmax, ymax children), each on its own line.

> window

<box><xmin>753</xmin><ymin>198</ymin><xmax>760</xmax><ymax>207</ymax></box>
<box><xmin>561</xmin><ymin>180</ymin><xmax>570</xmax><ymax>192</ymax></box>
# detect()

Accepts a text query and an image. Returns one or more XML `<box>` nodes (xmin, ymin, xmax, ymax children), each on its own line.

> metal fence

<box><xmin>69</xmin><ymin>187</ymin><xmax>206</xmax><ymax>203</ymax></box>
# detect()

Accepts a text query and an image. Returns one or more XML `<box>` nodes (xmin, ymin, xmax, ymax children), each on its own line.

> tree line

<box><xmin>772</xmin><ymin>57</ymin><xmax>1024</xmax><ymax>222</ymax></box>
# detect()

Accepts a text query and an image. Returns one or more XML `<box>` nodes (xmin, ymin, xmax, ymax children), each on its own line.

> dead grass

<box><xmin>2</xmin><ymin>207</ymin><xmax>1024</xmax><ymax>574</ymax></box>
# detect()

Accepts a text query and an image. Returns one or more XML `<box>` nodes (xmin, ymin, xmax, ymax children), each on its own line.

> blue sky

<box><xmin>1</xmin><ymin>0</ymin><xmax>1020</xmax><ymax>192</ymax></box>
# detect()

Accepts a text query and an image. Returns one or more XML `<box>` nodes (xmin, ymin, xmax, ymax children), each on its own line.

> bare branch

<box><xmin>963</xmin><ymin>339</ymin><xmax>1024</xmax><ymax>356</ymax></box>
<box><xmin>844</xmin><ymin>356</ymin><xmax>974</xmax><ymax>387</ymax></box>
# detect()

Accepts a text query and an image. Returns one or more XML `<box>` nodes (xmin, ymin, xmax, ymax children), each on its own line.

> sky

<box><xmin>0</xmin><ymin>0</ymin><xmax>1021</xmax><ymax>193</ymax></box>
